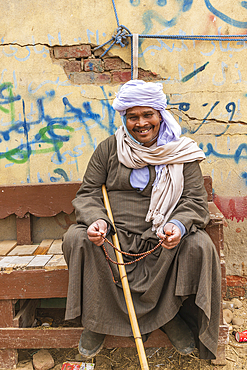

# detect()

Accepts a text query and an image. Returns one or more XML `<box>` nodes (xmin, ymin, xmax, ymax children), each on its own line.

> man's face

<box><xmin>126</xmin><ymin>106</ymin><xmax>161</xmax><ymax>147</ymax></box>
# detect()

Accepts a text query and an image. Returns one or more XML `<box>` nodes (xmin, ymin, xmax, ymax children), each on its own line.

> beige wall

<box><xmin>1</xmin><ymin>0</ymin><xmax>247</xmax><ymax>276</ymax></box>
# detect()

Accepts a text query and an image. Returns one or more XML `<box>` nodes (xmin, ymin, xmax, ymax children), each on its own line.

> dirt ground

<box><xmin>16</xmin><ymin>298</ymin><xmax>247</xmax><ymax>370</ymax></box>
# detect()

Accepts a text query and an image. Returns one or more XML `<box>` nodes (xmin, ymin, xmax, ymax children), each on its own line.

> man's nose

<box><xmin>137</xmin><ymin>116</ymin><xmax>147</xmax><ymax>126</ymax></box>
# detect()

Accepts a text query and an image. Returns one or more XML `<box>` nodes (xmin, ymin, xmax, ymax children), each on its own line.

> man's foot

<box><xmin>78</xmin><ymin>328</ymin><xmax>106</xmax><ymax>359</ymax></box>
<box><xmin>160</xmin><ymin>314</ymin><xmax>195</xmax><ymax>356</ymax></box>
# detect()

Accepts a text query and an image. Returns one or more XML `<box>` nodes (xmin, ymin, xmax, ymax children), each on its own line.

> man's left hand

<box><xmin>157</xmin><ymin>222</ymin><xmax>181</xmax><ymax>249</ymax></box>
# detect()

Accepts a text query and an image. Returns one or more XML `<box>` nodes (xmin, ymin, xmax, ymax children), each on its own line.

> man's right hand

<box><xmin>87</xmin><ymin>219</ymin><xmax>108</xmax><ymax>246</ymax></box>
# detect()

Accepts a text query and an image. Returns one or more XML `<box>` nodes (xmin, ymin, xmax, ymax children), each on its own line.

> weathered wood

<box><xmin>16</xmin><ymin>213</ymin><xmax>32</xmax><ymax>245</ymax></box>
<box><xmin>26</xmin><ymin>255</ymin><xmax>52</xmax><ymax>269</ymax></box>
<box><xmin>45</xmin><ymin>255</ymin><xmax>67</xmax><ymax>270</ymax></box>
<box><xmin>0</xmin><ymin>240</ymin><xmax>17</xmax><ymax>256</ymax></box>
<box><xmin>8</xmin><ymin>244</ymin><xmax>38</xmax><ymax>256</ymax></box>
<box><xmin>0</xmin><ymin>182</ymin><xmax>81</xmax><ymax>219</ymax></box>
<box><xmin>0</xmin><ymin>328</ymin><xmax>82</xmax><ymax>349</ymax></box>
<box><xmin>48</xmin><ymin>239</ymin><xmax>63</xmax><ymax>255</ymax></box>
<box><xmin>0</xmin><ymin>256</ymin><xmax>18</xmax><ymax>270</ymax></box>
<box><xmin>203</xmin><ymin>176</ymin><xmax>213</xmax><ymax>202</ymax></box>
<box><xmin>0</xmin><ymin>300</ymin><xmax>15</xmax><ymax>327</ymax></box>
<box><xmin>13</xmin><ymin>299</ymin><xmax>40</xmax><ymax>328</ymax></box>
<box><xmin>5</xmin><ymin>256</ymin><xmax>34</xmax><ymax>271</ymax></box>
<box><xmin>0</xmin><ymin>269</ymin><xmax>68</xmax><ymax>299</ymax></box>
<box><xmin>0</xmin><ymin>349</ymin><xmax>18</xmax><ymax>369</ymax></box>
<box><xmin>34</xmin><ymin>239</ymin><xmax>54</xmax><ymax>255</ymax></box>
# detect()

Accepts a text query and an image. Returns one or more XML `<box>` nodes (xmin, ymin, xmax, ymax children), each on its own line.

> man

<box><xmin>62</xmin><ymin>80</ymin><xmax>221</xmax><ymax>360</ymax></box>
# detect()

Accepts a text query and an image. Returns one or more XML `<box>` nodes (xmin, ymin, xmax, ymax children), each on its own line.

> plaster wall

<box><xmin>0</xmin><ymin>0</ymin><xmax>247</xmax><ymax>277</ymax></box>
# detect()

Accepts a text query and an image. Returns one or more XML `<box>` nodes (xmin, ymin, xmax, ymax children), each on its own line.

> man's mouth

<box><xmin>135</xmin><ymin>127</ymin><xmax>151</xmax><ymax>133</ymax></box>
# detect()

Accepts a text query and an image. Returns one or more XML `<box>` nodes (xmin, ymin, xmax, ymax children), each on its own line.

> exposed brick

<box><xmin>138</xmin><ymin>69</ymin><xmax>160</xmax><ymax>81</ymax></box>
<box><xmin>226</xmin><ymin>275</ymin><xmax>247</xmax><ymax>287</ymax></box>
<box><xmin>93</xmin><ymin>72</ymin><xmax>111</xmax><ymax>84</ymax></box>
<box><xmin>70</xmin><ymin>72</ymin><xmax>92</xmax><ymax>84</ymax></box>
<box><xmin>84</xmin><ymin>59</ymin><xmax>104</xmax><ymax>72</ymax></box>
<box><xmin>54</xmin><ymin>45</ymin><xmax>91</xmax><ymax>59</ymax></box>
<box><xmin>111</xmin><ymin>70</ymin><xmax>131</xmax><ymax>84</ymax></box>
<box><xmin>63</xmin><ymin>60</ymin><xmax>82</xmax><ymax>73</ymax></box>
<box><xmin>104</xmin><ymin>57</ymin><xmax>129</xmax><ymax>71</ymax></box>
<box><xmin>71</xmin><ymin>72</ymin><xmax>111</xmax><ymax>85</ymax></box>
<box><xmin>227</xmin><ymin>286</ymin><xmax>245</xmax><ymax>299</ymax></box>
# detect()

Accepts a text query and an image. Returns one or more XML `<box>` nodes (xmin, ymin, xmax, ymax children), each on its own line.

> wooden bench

<box><xmin>0</xmin><ymin>178</ymin><xmax>228</xmax><ymax>369</ymax></box>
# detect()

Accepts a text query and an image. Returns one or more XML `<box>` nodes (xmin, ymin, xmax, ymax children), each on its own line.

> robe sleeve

<box><xmin>168</xmin><ymin>161</ymin><xmax>210</xmax><ymax>233</ymax></box>
<box><xmin>72</xmin><ymin>139</ymin><xmax>114</xmax><ymax>230</ymax></box>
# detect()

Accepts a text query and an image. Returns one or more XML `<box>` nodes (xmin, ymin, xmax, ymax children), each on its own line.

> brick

<box><xmin>63</xmin><ymin>60</ymin><xmax>82</xmax><ymax>73</ymax></box>
<box><xmin>111</xmin><ymin>70</ymin><xmax>131</xmax><ymax>84</ymax></box>
<box><xmin>93</xmin><ymin>72</ymin><xmax>111</xmax><ymax>84</ymax></box>
<box><xmin>138</xmin><ymin>69</ymin><xmax>160</xmax><ymax>81</ymax></box>
<box><xmin>226</xmin><ymin>275</ymin><xmax>247</xmax><ymax>287</ymax></box>
<box><xmin>227</xmin><ymin>286</ymin><xmax>245</xmax><ymax>298</ymax></box>
<box><xmin>71</xmin><ymin>72</ymin><xmax>111</xmax><ymax>85</ymax></box>
<box><xmin>54</xmin><ymin>45</ymin><xmax>91</xmax><ymax>59</ymax></box>
<box><xmin>70</xmin><ymin>72</ymin><xmax>92</xmax><ymax>84</ymax></box>
<box><xmin>104</xmin><ymin>57</ymin><xmax>129</xmax><ymax>71</ymax></box>
<box><xmin>84</xmin><ymin>59</ymin><xmax>104</xmax><ymax>72</ymax></box>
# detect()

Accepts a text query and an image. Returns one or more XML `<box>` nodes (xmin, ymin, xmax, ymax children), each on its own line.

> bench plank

<box><xmin>26</xmin><ymin>255</ymin><xmax>53</xmax><ymax>269</ymax></box>
<box><xmin>0</xmin><ymin>256</ymin><xmax>19</xmax><ymax>270</ymax></box>
<box><xmin>0</xmin><ymin>269</ymin><xmax>68</xmax><ymax>299</ymax></box>
<box><xmin>5</xmin><ymin>256</ymin><xmax>34</xmax><ymax>271</ymax></box>
<box><xmin>45</xmin><ymin>255</ymin><xmax>67</xmax><ymax>270</ymax></box>
<box><xmin>0</xmin><ymin>328</ymin><xmax>83</xmax><ymax>349</ymax></box>
<box><xmin>0</xmin><ymin>240</ymin><xmax>17</xmax><ymax>256</ymax></box>
<box><xmin>34</xmin><ymin>239</ymin><xmax>54</xmax><ymax>255</ymax></box>
<box><xmin>8</xmin><ymin>245</ymin><xmax>38</xmax><ymax>256</ymax></box>
<box><xmin>48</xmin><ymin>239</ymin><xmax>63</xmax><ymax>255</ymax></box>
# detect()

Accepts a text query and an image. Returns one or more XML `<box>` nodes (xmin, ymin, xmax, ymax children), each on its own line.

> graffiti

<box><xmin>0</xmin><ymin>82</ymin><xmax>21</xmax><ymax>122</ymax></box>
<box><xmin>129</xmin><ymin>0</ymin><xmax>247</xmax><ymax>31</ymax></box>
<box><xmin>169</xmin><ymin>98</ymin><xmax>238</xmax><ymax>136</ymax></box>
<box><xmin>199</xmin><ymin>143</ymin><xmax>247</xmax><ymax>164</ymax></box>
<box><xmin>181</xmin><ymin>61</ymin><xmax>209</xmax><ymax>82</ymax></box>
<box><xmin>214</xmin><ymin>194</ymin><xmax>247</xmax><ymax>222</ymax></box>
<box><xmin>0</xmin><ymin>83</ymin><xmax>116</xmax><ymax>167</ymax></box>
<box><xmin>204</xmin><ymin>0</ymin><xmax>247</xmax><ymax>29</ymax></box>
<box><xmin>1</xmin><ymin>39</ymin><xmax>49</xmax><ymax>61</ymax></box>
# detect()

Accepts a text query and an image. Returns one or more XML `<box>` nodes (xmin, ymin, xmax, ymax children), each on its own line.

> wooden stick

<box><xmin>102</xmin><ymin>185</ymin><xmax>149</xmax><ymax>370</ymax></box>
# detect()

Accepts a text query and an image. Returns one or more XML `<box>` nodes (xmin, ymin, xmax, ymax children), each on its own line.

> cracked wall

<box><xmin>1</xmin><ymin>0</ymin><xmax>247</xmax><ymax>281</ymax></box>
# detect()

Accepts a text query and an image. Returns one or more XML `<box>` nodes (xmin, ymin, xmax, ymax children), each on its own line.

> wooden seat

<box><xmin>0</xmin><ymin>178</ymin><xmax>228</xmax><ymax>369</ymax></box>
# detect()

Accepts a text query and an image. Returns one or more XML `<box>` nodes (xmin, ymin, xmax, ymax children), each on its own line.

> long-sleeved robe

<box><xmin>62</xmin><ymin>135</ymin><xmax>221</xmax><ymax>359</ymax></box>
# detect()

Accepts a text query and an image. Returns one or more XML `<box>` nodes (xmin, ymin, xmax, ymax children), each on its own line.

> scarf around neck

<box><xmin>115</xmin><ymin>126</ymin><xmax>206</xmax><ymax>234</ymax></box>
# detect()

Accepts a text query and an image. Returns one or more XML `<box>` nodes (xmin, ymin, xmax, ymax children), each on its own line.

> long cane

<box><xmin>102</xmin><ymin>185</ymin><xmax>149</xmax><ymax>370</ymax></box>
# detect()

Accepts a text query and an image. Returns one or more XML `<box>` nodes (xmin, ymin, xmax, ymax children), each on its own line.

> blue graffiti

<box><xmin>0</xmin><ymin>85</ymin><xmax>117</xmax><ymax>165</ymax></box>
<box><xmin>169</xmin><ymin>98</ymin><xmax>239</xmax><ymax>136</ymax></box>
<box><xmin>241</xmin><ymin>172</ymin><xmax>247</xmax><ymax>186</ymax></box>
<box><xmin>50</xmin><ymin>168</ymin><xmax>70</xmax><ymax>182</ymax></box>
<box><xmin>200</xmin><ymin>142</ymin><xmax>247</xmax><ymax>163</ymax></box>
<box><xmin>204</xmin><ymin>0</ymin><xmax>247</xmax><ymax>29</ymax></box>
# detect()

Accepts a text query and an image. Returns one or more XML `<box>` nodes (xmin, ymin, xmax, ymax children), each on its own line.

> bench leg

<box><xmin>0</xmin><ymin>300</ymin><xmax>18</xmax><ymax>369</ymax></box>
<box><xmin>211</xmin><ymin>324</ymin><xmax>229</xmax><ymax>366</ymax></box>
<box><xmin>0</xmin><ymin>349</ymin><xmax>18</xmax><ymax>369</ymax></box>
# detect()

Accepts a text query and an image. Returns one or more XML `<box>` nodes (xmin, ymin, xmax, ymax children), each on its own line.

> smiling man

<box><xmin>62</xmin><ymin>80</ymin><xmax>221</xmax><ymax>361</ymax></box>
<box><xmin>125</xmin><ymin>106</ymin><xmax>161</xmax><ymax>147</ymax></box>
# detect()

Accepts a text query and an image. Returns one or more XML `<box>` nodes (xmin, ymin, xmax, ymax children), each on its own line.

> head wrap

<box><xmin>112</xmin><ymin>79</ymin><xmax>181</xmax><ymax>145</ymax></box>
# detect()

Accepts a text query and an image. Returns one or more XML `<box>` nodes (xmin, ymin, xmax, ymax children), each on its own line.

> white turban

<box><xmin>112</xmin><ymin>80</ymin><xmax>181</xmax><ymax>144</ymax></box>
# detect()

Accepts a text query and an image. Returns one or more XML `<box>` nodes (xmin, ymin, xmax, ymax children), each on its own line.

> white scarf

<box><xmin>115</xmin><ymin>126</ymin><xmax>205</xmax><ymax>234</ymax></box>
